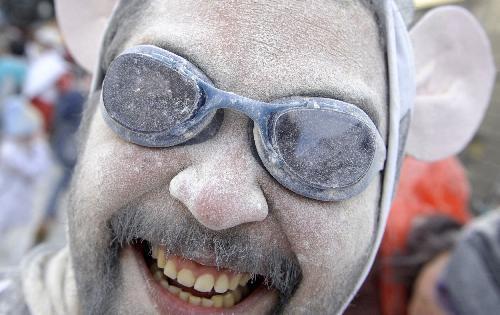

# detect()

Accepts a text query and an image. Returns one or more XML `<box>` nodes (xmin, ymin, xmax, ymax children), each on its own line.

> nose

<box><xmin>169</xmin><ymin>147</ymin><xmax>269</xmax><ymax>231</ymax></box>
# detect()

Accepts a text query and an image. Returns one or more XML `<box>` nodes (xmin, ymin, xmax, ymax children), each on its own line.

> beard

<box><xmin>67</xmin><ymin>184</ymin><xmax>302</xmax><ymax>314</ymax></box>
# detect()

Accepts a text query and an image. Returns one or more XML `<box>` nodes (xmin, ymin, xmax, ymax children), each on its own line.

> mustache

<box><xmin>108</xmin><ymin>201</ymin><xmax>303</xmax><ymax>307</ymax></box>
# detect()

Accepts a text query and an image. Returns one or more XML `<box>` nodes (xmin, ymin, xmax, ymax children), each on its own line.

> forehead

<box><xmin>103</xmin><ymin>0</ymin><xmax>387</xmax><ymax>129</ymax></box>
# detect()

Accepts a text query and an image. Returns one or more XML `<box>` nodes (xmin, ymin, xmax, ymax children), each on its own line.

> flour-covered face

<box><xmin>68</xmin><ymin>1</ymin><xmax>388</xmax><ymax>314</ymax></box>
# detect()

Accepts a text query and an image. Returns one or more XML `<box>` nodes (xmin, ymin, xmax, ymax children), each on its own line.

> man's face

<box><xmin>68</xmin><ymin>1</ymin><xmax>387</xmax><ymax>314</ymax></box>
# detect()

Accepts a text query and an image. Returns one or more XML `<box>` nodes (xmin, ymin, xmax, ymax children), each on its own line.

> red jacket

<box><xmin>379</xmin><ymin>157</ymin><xmax>471</xmax><ymax>315</ymax></box>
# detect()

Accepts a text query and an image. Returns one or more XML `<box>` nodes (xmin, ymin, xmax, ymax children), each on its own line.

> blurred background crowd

<box><xmin>0</xmin><ymin>0</ymin><xmax>87</xmax><ymax>266</ymax></box>
<box><xmin>0</xmin><ymin>0</ymin><xmax>498</xmax><ymax>315</ymax></box>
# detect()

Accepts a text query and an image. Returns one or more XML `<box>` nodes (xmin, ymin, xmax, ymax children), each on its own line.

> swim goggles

<box><xmin>101</xmin><ymin>45</ymin><xmax>386</xmax><ymax>201</ymax></box>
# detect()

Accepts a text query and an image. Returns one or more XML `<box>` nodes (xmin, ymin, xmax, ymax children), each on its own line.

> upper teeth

<box><xmin>214</xmin><ymin>274</ymin><xmax>229</xmax><ymax>293</ymax></box>
<box><xmin>156</xmin><ymin>247</ymin><xmax>251</xmax><ymax>293</ymax></box>
<box><xmin>195</xmin><ymin>274</ymin><xmax>215</xmax><ymax>292</ymax></box>
<box><xmin>152</xmin><ymin>245</ymin><xmax>254</xmax><ymax>308</ymax></box>
<box><xmin>163</xmin><ymin>260</ymin><xmax>177</xmax><ymax>279</ymax></box>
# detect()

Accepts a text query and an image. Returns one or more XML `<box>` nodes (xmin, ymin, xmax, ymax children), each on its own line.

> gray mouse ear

<box><xmin>406</xmin><ymin>6</ymin><xmax>496</xmax><ymax>161</ymax></box>
<box><xmin>55</xmin><ymin>0</ymin><xmax>118</xmax><ymax>73</ymax></box>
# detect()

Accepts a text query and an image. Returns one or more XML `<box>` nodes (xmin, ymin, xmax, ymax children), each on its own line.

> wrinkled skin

<box><xmin>68</xmin><ymin>0</ymin><xmax>388</xmax><ymax>314</ymax></box>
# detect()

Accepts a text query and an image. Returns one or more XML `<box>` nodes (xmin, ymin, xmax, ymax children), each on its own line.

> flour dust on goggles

<box><xmin>101</xmin><ymin>45</ymin><xmax>386</xmax><ymax>201</ymax></box>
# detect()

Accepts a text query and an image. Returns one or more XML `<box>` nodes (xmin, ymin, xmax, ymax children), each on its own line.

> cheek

<box><xmin>71</xmin><ymin>107</ymin><xmax>190</xmax><ymax>226</ymax></box>
<box><xmin>262</xmin><ymin>177</ymin><xmax>380</xmax><ymax>312</ymax></box>
<box><xmin>262</xmin><ymin>175</ymin><xmax>379</xmax><ymax>301</ymax></box>
<box><xmin>267</xmin><ymin>177</ymin><xmax>379</xmax><ymax>265</ymax></box>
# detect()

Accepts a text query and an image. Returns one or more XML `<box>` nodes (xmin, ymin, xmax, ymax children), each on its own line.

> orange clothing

<box><xmin>31</xmin><ymin>97</ymin><xmax>54</xmax><ymax>133</ymax></box>
<box><xmin>380</xmin><ymin>157</ymin><xmax>471</xmax><ymax>315</ymax></box>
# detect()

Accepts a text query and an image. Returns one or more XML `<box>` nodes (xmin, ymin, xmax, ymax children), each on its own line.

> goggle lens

<box><xmin>273</xmin><ymin>109</ymin><xmax>377</xmax><ymax>189</ymax></box>
<box><xmin>103</xmin><ymin>53</ymin><xmax>201</xmax><ymax>133</ymax></box>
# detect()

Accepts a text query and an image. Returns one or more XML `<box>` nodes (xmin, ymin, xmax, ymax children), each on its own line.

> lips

<box><xmin>131</xmin><ymin>241</ymin><xmax>276</xmax><ymax>314</ymax></box>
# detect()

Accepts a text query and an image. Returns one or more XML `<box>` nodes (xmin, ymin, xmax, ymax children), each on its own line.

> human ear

<box><xmin>406</xmin><ymin>6</ymin><xmax>496</xmax><ymax>161</ymax></box>
<box><xmin>55</xmin><ymin>0</ymin><xmax>117</xmax><ymax>73</ymax></box>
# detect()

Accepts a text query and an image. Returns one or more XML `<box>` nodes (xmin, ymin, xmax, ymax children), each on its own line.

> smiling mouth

<box><xmin>139</xmin><ymin>241</ymin><xmax>267</xmax><ymax>310</ymax></box>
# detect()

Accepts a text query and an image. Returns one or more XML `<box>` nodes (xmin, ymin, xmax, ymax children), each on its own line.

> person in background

<box><xmin>436</xmin><ymin>209</ymin><xmax>500</xmax><ymax>315</ymax></box>
<box><xmin>393</xmin><ymin>208</ymin><xmax>500</xmax><ymax>315</ymax></box>
<box><xmin>346</xmin><ymin>157</ymin><xmax>472</xmax><ymax>315</ymax></box>
<box><xmin>43</xmin><ymin>71</ymin><xmax>84</xmax><ymax>226</ymax></box>
<box><xmin>23</xmin><ymin>23</ymin><xmax>67</xmax><ymax>133</ymax></box>
<box><xmin>0</xmin><ymin>36</ymin><xmax>27</xmax><ymax>95</ymax></box>
<box><xmin>380</xmin><ymin>158</ymin><xmax>500</xmax><ymax>315</ymax></box>
<box><xmin>0</xmin><ymin>96</ymin><xmax>51</xmax><ymax>266</ymax></box>
<box><xmin>0</xmin><ymin>35</ymin><xmax>28</xmax><ymax>133</ymax></box>
<box><xmin>394</xmin><ymin>215</ymin><xmax>464</xmax><ymax>315</ymax></box>
<box><xmin>380</xmin><ymin>157</ymin><xmax>471</xmax><ymax>315</ymax></box>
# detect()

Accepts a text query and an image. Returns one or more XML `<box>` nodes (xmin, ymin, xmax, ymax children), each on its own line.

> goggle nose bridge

<box><xmin>196</xmin><ymin>80</ymin><xmax>280</xmax><ymax>126</ymax></box>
